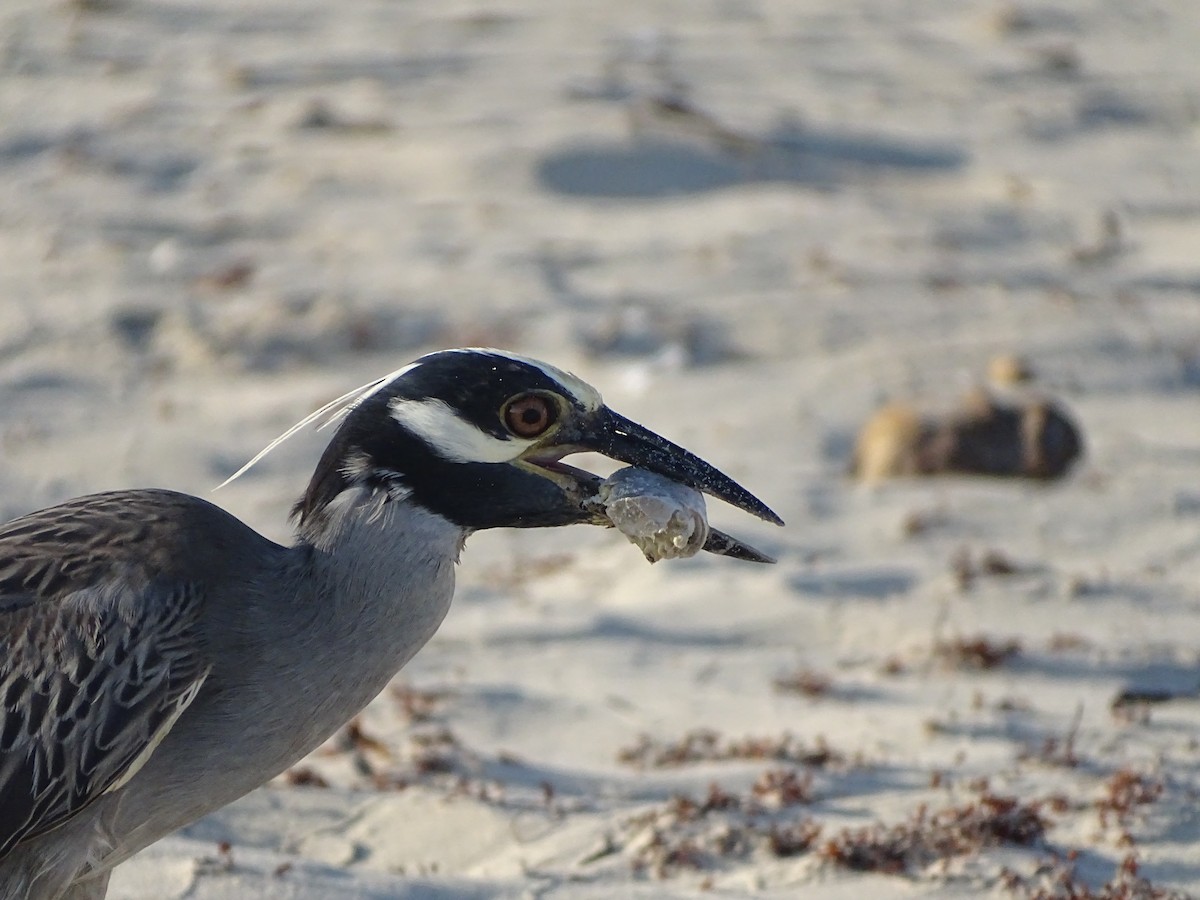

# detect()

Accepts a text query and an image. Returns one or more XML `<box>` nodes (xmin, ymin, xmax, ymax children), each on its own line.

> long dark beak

<box><xmin>596</xmin><ymin>411</ymin><xmax>783</xmax><ymax>526</ymax></box>
<box><xmin>554</xmin><ymin>408</ymin><xmax>783</xmax><ymax>563</ymax></box>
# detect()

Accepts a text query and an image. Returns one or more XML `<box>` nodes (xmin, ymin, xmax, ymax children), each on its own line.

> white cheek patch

<box><xmin>390</xmin><ymin>397</ymin><xmax>532</xmax><ymax>464</ymax></box>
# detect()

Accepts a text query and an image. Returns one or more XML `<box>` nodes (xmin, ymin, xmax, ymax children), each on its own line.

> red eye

<box><xmin>504</xmin><ymin>394</ymin><xmax>555</xmax><ymax>437</ymax></box>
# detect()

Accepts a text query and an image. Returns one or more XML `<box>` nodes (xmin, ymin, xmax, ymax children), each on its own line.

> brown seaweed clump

<box><xmin>851</xmin><ymin>389</ymin><xmax>1082</xmax><ymax>483</ymax></box>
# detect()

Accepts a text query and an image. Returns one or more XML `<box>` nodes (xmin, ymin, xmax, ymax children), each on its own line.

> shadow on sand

<box><xmin>536</xmin><ymin>125</ymin><xmax>967</xmax><ymax>199</ymax></box>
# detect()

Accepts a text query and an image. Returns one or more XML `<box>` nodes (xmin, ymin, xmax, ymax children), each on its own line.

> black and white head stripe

<box><xmin>218</xmin><ymin>349</ymin><xmax>601</xmax><ymax>487</ymax></box>
<box><xmin>388</xmin><ymin>349</ymin><xmax>602</xmax><ymax>464</ymax></box>
<box><xmin>420</xmin><ymin>348</ymin><xmax>602</xmax><ymax>414</ymax></box>
<box><xmin>280</xmin><ymin>348</ymin><xmax>607</xmax><ymax>527</ymax></box>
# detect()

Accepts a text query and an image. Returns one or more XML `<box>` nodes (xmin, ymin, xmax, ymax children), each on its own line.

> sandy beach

<box><xmin>2</xmin><ymin>0</ymin><xmax>1200</xmax><ymax>896</ymax></box>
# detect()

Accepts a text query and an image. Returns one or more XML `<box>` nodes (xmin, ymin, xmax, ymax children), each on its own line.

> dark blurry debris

<box><xmin>1047</xmin><ymin>632</ymin><xmax>1093</xmax><ymax>653</ymax></box>
<box><xmin>988</xmin><ymin>3</ymin><xmax>1079</xmax><ymax>37</ymax></box>
<box><xmin>1021</xmin><ymin>91</ymin><xmax>1157</xmax><ymax>142</ymax></box>
<box><xmin>341</xmin><ymin>717</ymin><xmax>393</xmax><ymax>759</ymax></box>
<box><xmin>234</xmin><ymin>54</ymin><xmax>466</xmax><ymax>92</ymax></box>
<box><xmin>1173</xmin><ymin>491</ymin><xmax>1200</xmax><ymax>516</ymax></box>
<box><xmin>579</xmin><ymin>834</ymin><xmax>620</xmax><ymax>865</ymax></box>
<box><xmin>295</xmin><ymin>99</ymin><xmax>392</xmax><ymax>134</ymax></box>
<box><xmin>390</xmin><ymin>683</ymin><xmax>453</xmax><ymax>723</ymax></box>
<box><xmin>932</xmin><ymin>635</ymin><xmax>1022</xmax><ymax>671</ymax></box>
<box><xmin>407</xmin><ymin>726</ymin><xmax>463</xmax><ymax>776</ymax></box>
<box><xmin>1030</xmin><ymin>43</ymin><xmax>1082</xmax><ymax>77</ymax></box>
<box><xmin>925</xmin><ymin>271</ymin><xmax>965</xmax><ymax>292</ymax></box>
<box><xmin>766</xmin><ymin>820</ymin><xmax>823</xmax><ymax>858</ymax></box>
<box><xmin>110</xmin><ymin>306</ymin><xmax>162</xmax><ymax>350</ymax></box>
<box><xmin>194</xmin><ymin>259</ymin><xmax>256</xmax><ymax>292</ymax></box>
<box><xmin>1112</xmin><ymin>697</ymin><xmax>1151</xmax><ymax>729</ymax></box>
<box><xmin>195</xmin><ymin>840</ymin><xmax>235</xmax><ymax>876</ymax></box>
<box><xmin>990</xmin><ymin>3</ymin><xmax>1038</xmax><ymax>35</ymax></box>
<box><xmin>617</xmin><ymin>729</ymin><xmax>845</xmax><ymax>770</ymax></box>
<box><xmin>751</xmin><ymin>768</ymin><xmax>815</xmax><ymax>808</ymax></box>
<box><xmin>1020</xmin><ymin>705</ymin><xmax>1083</xmax><ymax>768</ymax></box>
<box><xmin>628</xmin><ymin>94</ymin><xmax>760</xmax><ymax>156</ymax></box>
<box><xmin>994</xmin><ymin>695</ymin><xmax>1033</xmax><ymax>713</ymax></box>
<box><xmin>1077</xmin><ymin>91</ymin><xmax>1153</xmax><ymax>130</ymax></box>
<box><xmin>66</xmin><ymin>0</ymin><xmax>125</xmax><ymax>13</ymax></box>
<box><xmin>284</xmin><ymin>767</ymin><xmax>330</xmax><ymax>788</ymax></box>
<box><xmin>1065</xmin><ymin>575</ymin><xmax>1107</xmax><ymax>600</ymax></box>
<box><xmin>773</xmin><ymin>668</ymin><xmax>833</xmax><ymax>699</ymax></box>
<box><xmin>321</xmin><ymin>716</ymin><xmax>392</xmax><ymax>780</ymax></box>
<box><xmin>978</xmin><ymin>548</ymin><xmax>1021</xmax><ymax>575</ymax></box>
<box><xmin>924</xmin><ymin>717</ymin><xmax>952</xmax><ymax>737</ymax></box>
<box><xmin>1001</xmin><ymin>852</ymin><xmax>1189</xmax><ymax>900</ymax></box>
<box><xmin>952</xmin><ymin>547</ymin><xmax>1024</xmax><ymax>589</ymax></box>
<box><xmin>564</xmin><ymin>75</ymin><xmax>635</xmax><ymax>104</ymax></box>
<box><xmin>901</xmin><ymin>508</ymin><xmax>947</xmax><ymax>538</ymax></box>
<box><xmin>819</xmin><ymin>791</ymin><xmax>1053</xmax><ymax>875</ymax></box>
<box><xmin>1112</xmin><ymin>685</ymin><xmax>1199</xmax><ymax>711</ymax></box>
<box><xmin>1096</xmin><ymin>769</ymin><xmax>1164</xmax><ymax>828</ymax></box>
<box><xmin>850</xmin><ymin>388</ymin><xmax>1083</xmax><ymax>482</ymax></box>
<box><xmin>624</xmin><ymin>780</ymin><xmax>821</xmax><ymax>876</ymax></box>
<box><xmin>1071</xmin><ymin>210</ymin><xmax>1124</xmax><ymax>265</ymax></box>
<box><xmin>333</xmin><ymin>724</ymin><xmax>476</xmax><ymax>793</ymax></box>
<box><xmin>451</xmin><ymin>10</ymin><xmax>518</xmax><ymax>33</ymax></box>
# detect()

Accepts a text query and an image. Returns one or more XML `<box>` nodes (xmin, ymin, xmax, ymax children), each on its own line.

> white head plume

<box><xmin>214</xmin><ymin>363</ymin><xmax>420</xmax><ymax>490</ymax></box>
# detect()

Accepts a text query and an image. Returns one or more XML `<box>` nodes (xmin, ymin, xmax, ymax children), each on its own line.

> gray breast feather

<box><xmin>0</xmin><ymin>492</ymin><xmax>219</xmax><ymax>861</ymax></box>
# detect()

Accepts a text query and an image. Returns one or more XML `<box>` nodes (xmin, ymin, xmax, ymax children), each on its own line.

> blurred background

<box><xmin>3</xmin><ymin>0</ymin><xmax>1200</xmax><ymax>896</ymax></box>
<box><xmin>2</xmin><ymin>0</ymin><xmax>1197</xmax><ymax>523</ymax></box>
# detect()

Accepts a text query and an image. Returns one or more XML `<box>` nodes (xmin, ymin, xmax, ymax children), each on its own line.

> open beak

<box><xmin>593</xmin><ymin>411</ymin><xmax>783</xmax><ymax>526</ymax></box>
<box><xmin>525</xmin><ymin>407</ymin><xmax>783</xmax><ymax>563</ymax></box>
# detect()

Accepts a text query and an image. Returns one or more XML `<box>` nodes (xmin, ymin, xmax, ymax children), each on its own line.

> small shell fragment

<box><xmin>598</xmin><ymin>467</ymin><xmax>710</xmax><ymax>563</ymax></box>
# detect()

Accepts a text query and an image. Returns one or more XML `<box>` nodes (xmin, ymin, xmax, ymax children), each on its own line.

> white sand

<box><xmin>2</xmin><ymin>0</ymin><xmax>1200</xmax><ymax>896</ymax></box>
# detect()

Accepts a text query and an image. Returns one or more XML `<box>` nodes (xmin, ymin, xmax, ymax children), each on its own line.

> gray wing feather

<box><xmin>0</xmin><ymin>492</ymin><xmax>211</xmax><ymax>860</ymax></box>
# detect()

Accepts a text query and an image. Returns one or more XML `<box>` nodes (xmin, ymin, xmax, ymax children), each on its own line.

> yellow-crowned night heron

<box><xmin>0</xmin><ymin>348</ymin><xmax>780</xmax><ymax>899</ymax></box>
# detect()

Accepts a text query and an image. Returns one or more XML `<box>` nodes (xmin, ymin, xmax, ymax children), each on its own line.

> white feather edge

<box><xmin>214</xmin><ymin>362</ymin><xmax>421</xmax><ymax>490</ymax></box>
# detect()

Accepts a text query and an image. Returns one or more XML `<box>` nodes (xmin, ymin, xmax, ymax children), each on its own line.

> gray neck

<box><xmin>296</xmin><ymin>485</ymin><xmax>465</xmax><ymax>671</ymax></box>
<box><xmin>279</xmin><ymin>487</ymin><xmax>464</xmax><ymax>748</ymax></box>
<box><xmin>214</xmin><ymin>487</ymin><xmax>466</xmax><ymax>758</ymax></box>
